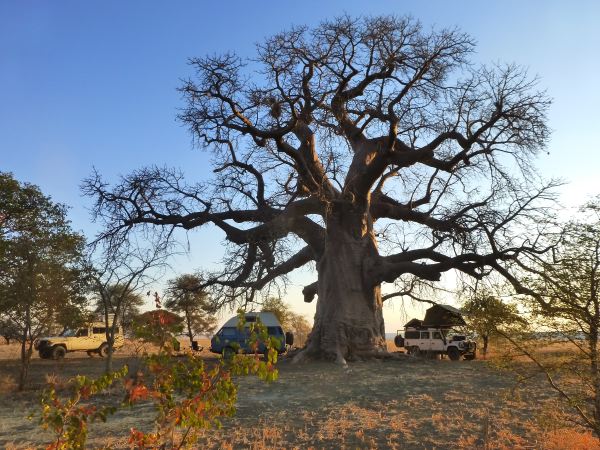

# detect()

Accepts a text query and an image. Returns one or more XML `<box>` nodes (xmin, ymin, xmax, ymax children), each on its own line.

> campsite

<box><xmin>2</xmin><ymin>1</ymin><xmax>600</xmax><ymax>448</ymax></box>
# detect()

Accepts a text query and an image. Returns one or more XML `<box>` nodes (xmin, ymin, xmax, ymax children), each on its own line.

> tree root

<box><xmin>290</xmin><ymin>346</ymin><xmax>404</xmax><ymax>364</ymax></box>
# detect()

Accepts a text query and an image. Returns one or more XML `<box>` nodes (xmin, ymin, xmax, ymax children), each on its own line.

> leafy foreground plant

<box><xmin>37</xmin><ymin>367</ymin><xmax>128</xmax><ymax>450</ymax></box>
<box><xmin>34</xmin><ymin>313</ymin><xmax>279</xmax><ymax>450</ymax></box>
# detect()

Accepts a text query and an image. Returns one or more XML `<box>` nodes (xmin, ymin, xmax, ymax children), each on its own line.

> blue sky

<box><xmin>1</xmin><ymin>1</ymin><xmax>599</xmax><ymax>330</ymax></box>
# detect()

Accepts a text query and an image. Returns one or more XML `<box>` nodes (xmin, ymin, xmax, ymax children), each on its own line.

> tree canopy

<box><xmin>0</xmin><ymin>172</ymin><xmax>86</xmax><ymax>389</ymax></box>
<box><xmin>164</xmin><ymin>274</ymin><xmax>217</xmax><ymax>345</ymax></box>
<box><xmin>84</xmin><ymin>15</ymin><xmax>557</xmax><ymax>361</ymax></box>
<box><xmin>508</xmin><ymin>196</ymin><xmax>600</xmax><ymax>432</ymax></box>
<box><xmin>261</xmin><ymin>297</ymin><xmax>311</xmax><ymax>347</ymax></box>
<box><xmin>461</xmin><ymin>288</ymin><xmax>527</xmax><ymax>357</ymax></box>
<box><xmin>93</xmin><ymin>283</ymin><xmax>145</xmax><ymax>329</ymax></box>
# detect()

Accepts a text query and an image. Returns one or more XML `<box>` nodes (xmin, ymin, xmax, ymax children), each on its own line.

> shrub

<box><xmin>35</xmin><ymin>311</ymin><xmax>278</xmax><ymax>449</ymax></box>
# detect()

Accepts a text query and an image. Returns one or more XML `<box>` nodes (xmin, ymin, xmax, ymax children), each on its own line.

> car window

<box><xmin>221</xmin><ymin>327</ymin><xmax>237</xmax><ymax>338</ymax></box>
<box><xmin>420</xmin><ymin>331</ymin><xmax>430</xmax><ymax>339</ymax></box>
<box><xmin>92</xmin><ymin>327</ymin><xmax>106</xmax><ymax>334</ymax></box>
<box><xmin>267</xmin><ymin>327</ymin><xmax>283</xmax><ymax>336</ymax></box>
<box><xmin>405</xmin><ymin>331</ymin><xmax>419</xmax><ymax>339</ymax></box>
<box><xmin>433</xmin><ymin>332</ymin><xmax>443</xmax><ymax>339</ymax></box>
<box><xmin>76</xmin><ymin>328</ymin><xmax>89</xmax><ymax>337</ymax></box>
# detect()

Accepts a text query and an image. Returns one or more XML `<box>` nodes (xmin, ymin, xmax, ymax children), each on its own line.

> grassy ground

<box><xmin>0</xmin><ymin>340</ymin><xmax>598</xmax><ymax>449</ymax></box>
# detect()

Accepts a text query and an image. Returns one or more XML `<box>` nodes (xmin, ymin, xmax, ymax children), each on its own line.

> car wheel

<box><xmin>285</xmin><ymin>331</ymin><xmax>294</xmax><ymax>346</ymax></box>
<box><xmin>447</xmin><ymin>347</ymin><xmax>460</xmax><ymax>361</ymax></box>
<box><xmin>98</xmin><ymin>343</ymin><xmax>109</xmax><ymax>358</ymax></box>
<box><xmin>51</xmin><ymin>346</ymin><xmax>66</xmax><ymax>360</ymax></box>
<box><xmin>408</xmin><ymin>346</ymin><xmax>421</xmax><ymax>357</ymax></box>
<box><xmin>39</xmin><ymin>350</ymin><xmax>50</xmax><ymax>359</ymax></box>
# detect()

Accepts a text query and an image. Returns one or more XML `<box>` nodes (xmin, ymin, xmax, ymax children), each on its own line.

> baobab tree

<box><xmin>84</xmin><ymin>16</ymin><xmax>557</xmax><ymax>363</ymax></box>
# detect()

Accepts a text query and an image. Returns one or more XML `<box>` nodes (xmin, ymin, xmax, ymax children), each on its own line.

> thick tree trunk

<box><xmin>301</xmin><ymin>205</ymin><xmax>387</xmax><ymax>363</ymax></box>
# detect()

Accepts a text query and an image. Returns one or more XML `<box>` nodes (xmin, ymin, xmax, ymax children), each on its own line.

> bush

<box><xmin>35</xmin><ymin>311</ymin><xmax>278</xmax><ymax>449</ymax></box>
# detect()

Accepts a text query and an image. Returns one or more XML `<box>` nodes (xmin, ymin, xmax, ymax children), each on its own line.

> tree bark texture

<box><xmin>18</xmin><ymin>335</ymin><xmax>31</xmax><ymax>391</ymax></box>
<box><xmin>303</xmin><ymin>206</ymin><xmax>386</xmax><ymax>363</ymax></box>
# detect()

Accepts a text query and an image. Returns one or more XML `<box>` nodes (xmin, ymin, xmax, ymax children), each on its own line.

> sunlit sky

<box><xmin>1</xmin><ymin>1</ymin><xmax>599</xmax><ymax>331</ymax></box>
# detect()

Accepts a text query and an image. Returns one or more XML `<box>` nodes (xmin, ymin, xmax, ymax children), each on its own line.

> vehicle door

<box><xmin>430</xmin><ymin>331</ymin><xmax>445</xmax><ymax>352</ymax></box>
<box><xmin>419</xmin><ymin>331</ymin><xmax>431</xmax><ymax>352</ymax></box>
<box><xmin>72</xmin><ymin>327</ymin><xmax>92</xmax><ymax>350</ymax></box>
<box><xmin>91</xmin><ymin>326</ymin><xmax>107</xmax><ymax>348</ymax></box>
<box><xmin>215</xmin><ymin>327</ymin><xmax>239</xmax><ymax>351</ymax></box>
<box><xmin>404</xmin><ymin>330</ymin><xmax>419</xmax><ymax>348</ymax></box>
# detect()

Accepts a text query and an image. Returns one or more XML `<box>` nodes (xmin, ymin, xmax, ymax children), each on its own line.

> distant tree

<box><xmin>0</xmin><ymin>317</ymin><xmax>20</xmax><ymax>345</ymax></box>
<box><xmin>164</xmin><ymin>274</ymin><xmax>217</xmax><ymax>347</ymax></box>
<box><xmin>93</xmin><ymin>284</ymin><xmax>145</xmax><ymax>331</ymax></box>
<box><xmin>133</xmin><ymin>308</ymin><xmax>185</xmax><ymax>352</ymax></box>
<box><xmin>286</xmin><ymin>311</ymin><xmax>312</xmax><ymax>348</ymax></box>
<box><xmin>54</xmin><ymin>302</ymin><xmax>95</xmax><ymax>335</ymax></box>
<box><xmin>261</xmin><ymin>297</ymin><xmax>291</xmax><ymax>327</ymax></box>
<box><xmin>86</xmin><ymin>241</ymin><xmax>165</xmax><ymax>374</ymax></box>
<box><xmin>84</xmin><ymin>15</ymin><xmax>557</xmax><ymax>363</ymax></box>
<box><xmin>261</xmin><ymin>297</ymin><xmax>312</xmax><ymax>346</ymax></box>
<box><xmin>461</xmin><ymin>288</ymin><xmax>527</xmax><ymax>358</ymax></box>
<box><xmin>0</xmin><ymin>172</ymin><xmax>86</xmax><ymax>390</ymax></box>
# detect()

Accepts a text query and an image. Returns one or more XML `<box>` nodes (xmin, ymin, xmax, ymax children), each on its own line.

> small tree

<box><xmin>164</xmin><ymin>274</ymin><xmax>217</xmax><ymax>347</ymax></box>
<box><xmin>0</xmin><ymin>172</ymin><xmax>86</xmax><ymax>390</ymax></box>
<box><xmin>133</xmin><ymin>308</ymin><xmax>184</xmax><ymax>352</ymax></box>
<box><xmin>461</xmin><ymin>289</ymin><xmax>527</xmax><ymax>358</ymax></box>
<box><xmin>287</xmin><ymin>311</ymin><xmax>312</xmax><ymax>348</ymax></box>
<box><xmin>86</xmin><ymin>241</ymin><xmax>166</xmax><ymax>374</ymax></box>
<box><xmin>500</xmin><ymin>196</ymin><xmax>600</xmax><ymax>434</ymax></box>
<box><xmin>0</xmin><ymin>317</ymin><xmax>20</xmax><ymax>344</ymax></box>
<box><xmin>261</xmin><ymin>297</ymin><xmax>291</xmax><ymax>327</ymax></box>
<box><xmin>261</xmin><ymin>297</ymin><xmax>312</xmax><ymax>346</ymax></box>
<box><xmin>93</xmin><ymin>284</ymin><xmax>145</xmax><ymax>332</ymax></box>
<box><xmin>37</xmin><ymin>311</ymin><xmax>279</xmax><ymax>450</ymax></box>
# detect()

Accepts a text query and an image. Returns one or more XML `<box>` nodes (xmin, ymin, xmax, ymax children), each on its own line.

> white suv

<box><xmin>35</xmin><ymin>322</ymin><xmax>124</xmax><ymax>359</ymax></box>
<box><xmin>395</xmin><ymin>327</ymin><xmax>476</xmax><ymax>360</ymax></box>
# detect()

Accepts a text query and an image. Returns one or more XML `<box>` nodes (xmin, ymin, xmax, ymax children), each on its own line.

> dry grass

<box><xmin>0</xmin><ymin>339</ymin><xmax>599</xmax><ymax>449</ymax></box>
<box><xmin>0</xmin><ymin>374</ymin><xmax>18</xmax><ymax>394</ymax></box>
<box><xmin>541</xmin><ymin>429</ymin><xmax>600</xmax><ymax>450</ymax></box>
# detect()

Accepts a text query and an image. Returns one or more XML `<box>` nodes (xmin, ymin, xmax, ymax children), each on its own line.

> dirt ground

<box><xmin>0</xmin><ymin>340</ymin><xmax>598</xmax><ymax>449</ymax></box>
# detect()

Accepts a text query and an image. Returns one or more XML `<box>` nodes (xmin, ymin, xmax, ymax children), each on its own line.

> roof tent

<box><xmin>404</xmin><ymin>304</ymin><xmax>466</xmax><ymax>329</ymax></box>
<box><xmin>422</xmin><ymin>304</ymin><xmax>466</xmax><ymax>328</ymax></box>
<box><xmin>404</xmin><ymin>318</ymin><xmax>423</xmax><ymax>328</ymax></box>
<box><xmin>222</xmin><ymin>311</ymin><xmax>282</xmax><ymax>328</ymax></box>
